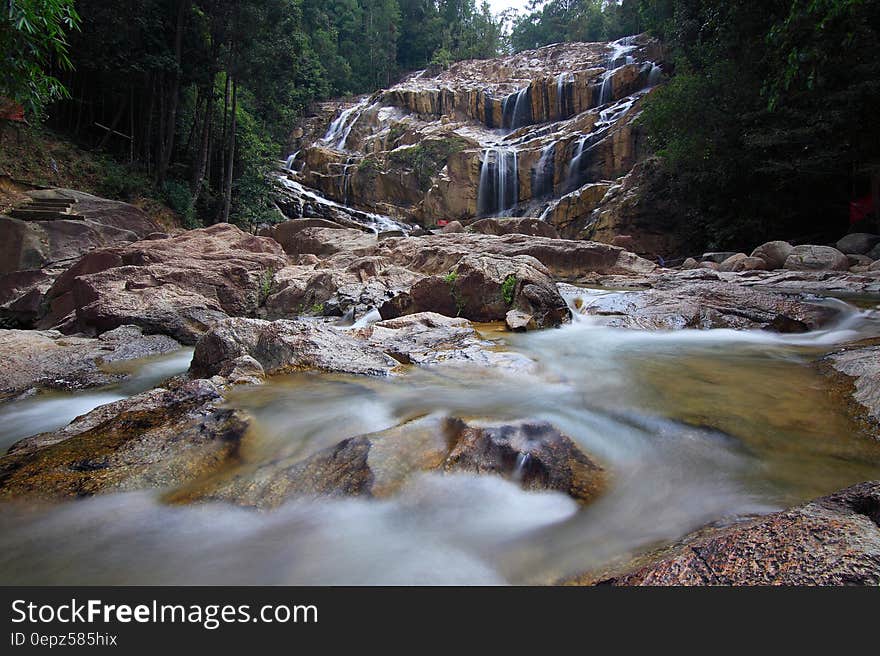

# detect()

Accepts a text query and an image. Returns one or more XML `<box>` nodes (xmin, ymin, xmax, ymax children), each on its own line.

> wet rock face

<box><xmin>0</xmin><ymin>325</ymin><xmax>181</xmax><ymax>399</ymax></box>
<box><xmin>187</xmin><ymin>417</ymin><xmax>604</xmax><ymax>509</ymax></box>
<box><xmin>578</xmin><ymin>481</ymin><xmax>880</xmax><ymax>585</ymax></box>
<box><xmin>0</xmin><ymin>379</ymin><xmax>249</xmax><ymax>500</ymax></box>
<box><xmin>445</xmin><ymin>421</ymin><xmax>605</xmax><ymax>503</ymax></box>
<box><xmin>36</xmin><ymin>224</ymin><xmax>289</xmax><ymax>344</ymax></box>
<box><xmin>562</xmin><ymin>277</ymin><xmax>836</xmax><ymax>331</ymax></box>
<box><xmin>282</xmin><ymin>35</ymin><xmax>666</xmax><ymax>235</ymax></box>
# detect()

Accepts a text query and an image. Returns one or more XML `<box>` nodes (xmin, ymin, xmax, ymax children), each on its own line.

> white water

<box><xmin>2</xmin><ymin>300</ymin><xmax>880</xmax><ymax>584</ymax></box>
<box><xmin>321</xmin><ymin>98</ymin><xmax>369</xmax><ymax>151</ymax></box>
<box><xmin>276</xmin><ymin>174</ymin><xmax>408</xmax><ymax>234</ymax></box>
<box><xmin>477</xmin><ymin>147</ymin><xmax>519</xmax><ymax>216</ymax></box>
<box><xmin>0</xmin><ymin>348</ymin><xmax>193</xmax><ymax>453</ymax></box>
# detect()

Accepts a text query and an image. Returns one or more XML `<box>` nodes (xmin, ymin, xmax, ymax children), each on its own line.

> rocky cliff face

<box><xmin>276</xmin><ymin>35</ymin><xmax>668</xmax><ymax>255</ymax></box>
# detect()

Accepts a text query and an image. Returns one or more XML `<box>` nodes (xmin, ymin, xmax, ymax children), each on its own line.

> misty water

<box><xmin>1</xmin><ymin>293</ymin><xmax>879</xmax><ymax>585</ymax></box>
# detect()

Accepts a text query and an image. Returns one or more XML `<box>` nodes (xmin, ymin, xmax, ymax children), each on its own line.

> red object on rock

<box><xmin>850</xmin><ymin>194</ymin><xmax>875</xmax><ymax>225</ymax></box>
<box><xmin>436</xmin><ymin>219</ymin><xmax>449</xmax><ymax>226</ymax></box>
<box><xmin>0</xmin><ymin>97</ymin><xmax>25</xmax><ymax>123</ymax></box>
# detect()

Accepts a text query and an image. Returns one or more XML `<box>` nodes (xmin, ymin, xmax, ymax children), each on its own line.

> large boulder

<box><xmin>184</xmin><ymin>417</ymin><xmax>604</xmax><ymax>508</ymax></box>
<box><xmin>468</xmin><ymin>217</ymin><xmax>559</xmax><ymax>238</ymax></box>
<box><xmin>0</xmin><ymin>325</ymin><xmax>181</xmax><ymax>399</ymax></box>
<box><xmin>836</xmin><ymin>233</ymin><xmax>880</xmax><ymax>256</ymax></box>
<box><xmin>784</xmin><ymin>245</ymin><xmax>850</xmax><ymax>271</ymax></box>
<box><xmin>750</xmin><ymin>241</ymin><xmax>794</xmax><ymax>270</ymax></box>
<box><xmin>408</xmin><ymin>253</ymin><xmax>570</xmax><ymax>328</ymax></box>
<box><xmin>718</xmin><ymin>253</ymin><xmax>767</xmax><ymax>273</ymax></box>
<box><xmin>37</xmin><ymin>224</ymin><xmax>289</xmax><ymax>343</ymax></box>
<box><xmin>573</xmin><ymin>481</ymin><xmax>880</xmax><ymax>585</ymax></box>
<box><xmin>561</xmin><ymin>278</ymin><xmax>837</xmax><ymax>331</ymax></box>
<box><xmin>0</xmin><ymin>379</ymin><xmax>250</xmax><ymax>500</ymax></box>
<box><xmin>0</xmin><ymin>190</ymin><xmax>162</xmax><ymax>275</ymax></box>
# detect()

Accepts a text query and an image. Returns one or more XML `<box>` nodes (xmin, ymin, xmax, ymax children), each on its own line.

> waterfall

<box><xmin>556</xmin><ymin>73</ymin><xmax>573</xmax><ymax>119</ymax></box>
<box><xmin>322</xmin><ymin>99</ymin><xmax>368</xmax><ymax>151</ymax></box>
<box><xmin>531</xmin><ymin>142</ymin><xmax>556</xmax><ymax>198</ymax></box>
<box><xmin>598</xmin><ymin>73</ymin><xmax>614</xmax><ymax>106</ymax></box>
<box><xmin>340</xmin><ymin>157</ymin><xmax>356</xmax><ymax>206</ymax></box>
<box><xmin>596</xmin><ymin>36</ymin><xmax>640</xmax><ymax>107</ymax></box>
<box><xmin>478</xmin><ymin>148</ymin><xmax>519</xmax><ymax>217</ymax></box>
<box><xmin>502</xmin><ymin>87</ymin><xmax>531</xmax><ymax>130</ymax></box>
<box><xmin>647</xmin><ymin>63</ymin><xmax>662</xmax><ymax>87</ymax></box>
<box><xmin>284</xmin><ymin>151</ymin><xmax>299</xmax><ymax>170</ymax></box>
<box><xmin>566</xmin><ymin>137</ymin><xmax>589</xmax><ymax>190</ymax></box>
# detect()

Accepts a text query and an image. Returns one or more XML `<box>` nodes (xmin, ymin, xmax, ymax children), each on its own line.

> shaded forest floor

<box><xmin>0</xmin><ymin>125</ymin><xmax>181</xmax><ymax>231</ymax></box>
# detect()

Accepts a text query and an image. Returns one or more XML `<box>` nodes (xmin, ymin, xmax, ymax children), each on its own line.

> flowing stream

<box><xmin>1</xmin><ymin>295</ymin><xmax>879</xmax><ymax>585</ymax></box>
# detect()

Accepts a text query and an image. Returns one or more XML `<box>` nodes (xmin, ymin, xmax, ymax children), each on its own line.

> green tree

<box><xmin>0</xmin><ymin>0</ymin><xmax>80</xmax><ymax>119</ymax></box>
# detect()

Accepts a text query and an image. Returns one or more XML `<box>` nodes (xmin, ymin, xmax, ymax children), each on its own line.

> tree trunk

<box><xmin>191</xmin><ymin>86</ymin><xmax>214</xmax><ymax>207</ymax></box>
<box><xmin>220</xmin><ymin>77</ymin><xmax>237</xmax><ymax>225</ymax></box>
<box><xmin>156</xmin><ymin>0</ymin><xmax>188</xmax><ymax>185</ymax></box>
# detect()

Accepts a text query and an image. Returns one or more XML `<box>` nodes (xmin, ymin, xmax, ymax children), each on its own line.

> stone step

<box><xmin>9</xmin><ymin>208</ymin><xmax>79</xmax><ymax>221</ymax></box>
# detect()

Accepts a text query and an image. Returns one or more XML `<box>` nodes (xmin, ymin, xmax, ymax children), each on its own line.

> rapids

<box><xmin>1</xmin><ymin>293</ymin><xmax>879</xmax><ymax>585</ymax></box>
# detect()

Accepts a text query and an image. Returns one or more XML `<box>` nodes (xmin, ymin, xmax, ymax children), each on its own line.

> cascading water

<box><xmin>556</xmin><ymin>73</ymin><xmax>573</xmax><ymax>119</ymax></box>
<box><xmin>322</xmin><ymin>98</ymin><xmax>369</xmax><ymax>151</ymax></box>
<box><xmin>502</xmin><ymin>88</ymin><xmax>531</xmax><ymax>130</ymax></box>
<box><xmin>531</xmin><ymin>142</ymin><xmax>556</xmax><ymax>198</ymax></box>
<box><xmin>566</xmin><ymin>137</ymin><xmax>589</xmax><ymax>190</ymax></box>
<box><xmin>478</xmin><ymin>148</ymin><xmax>519</xmax><ymax>217</ymax></box>
<box><xmin>284</xmin><ymin>151</ymin><xmax>299</xmax><ymax>170</ymax></box>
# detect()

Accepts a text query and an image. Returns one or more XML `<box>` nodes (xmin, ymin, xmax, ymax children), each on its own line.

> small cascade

<box><xmin>502</xmin><ymin>87</ymin><xmax>531</xmax><ymax>130</ymax></box>
<box><xmin>340</xmin><ymin>157</ymin><xmax>356</xmax><ymax>206</ymax></box>
<box><xmin>596</xmin><ymin>35</ymin><xmax>640</xmax><ymax>107</ymax></box>
<box><xmin>556</xmin><ymin>73</ymin><xmax>573</xmax><ymax>119</ymax></box>
<box><xmin>322</xmin><ymin>98</ymin><xmax>368</xmax><ymax>151</ymax></box>
<box><xmin>513</xmin><ymin>452</ymin><xmax>531</xmax><ymax>482</ymax></box>
<box><xmin>477</xmin><ymin>147</ymin><xmax>520</xmax><ymax>217</ymax></box>
<box><xmin>647</xmin><ymin>63</ymin><xmax>663</xmax><ymax>87</ymax></box>
<box><xmin>284</xmin><ymin>151</ymin><xmax>300</xmax><ymax>170</ymax></box>
<box><xmin>531</xmin><ymin>142</ymin><xmax>556</xmax><ymax>198</ymax></box>
<box><xmin>566</xmin><ymin>137</ymin><xmax>589</xmax><ymax>190</ymax></box>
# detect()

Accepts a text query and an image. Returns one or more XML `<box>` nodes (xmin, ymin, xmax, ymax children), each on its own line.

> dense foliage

<box><xmin>0</xmin><ymin>0</ymin><xmax>80</xmax><ymax>119</ymax></box>
<box><xmin>510</xmin><ymin>0</ymin><xmax>880</xmax><ymax>250</ymax></box>
<box><xmin>18</xmin><ymin>0</ymin><xmax>503</xmax><ymax>227</ymax></box>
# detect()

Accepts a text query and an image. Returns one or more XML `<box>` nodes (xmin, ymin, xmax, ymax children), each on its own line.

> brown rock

<box><xmin>750</xmin><ymin>241</ymin><xmax>794</xmax><ymax>270</ymax></box>
<box><xmin>469</xmin><ymin>217</ymin><xmax>559</xmax><ymax>238</ymax></box>
<box><xmin>784</xmin><ymin>245</ymin><xmax>850</xmax><ymax>272</ymax></box>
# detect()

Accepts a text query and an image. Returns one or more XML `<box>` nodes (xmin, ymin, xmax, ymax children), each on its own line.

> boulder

<box><xmin>717</xmin><ymin>253</ymin><xmax>747</xmax><ymax>272</ymax></box>
<box><xmin>836</xmin><ymin>233</ymin><xmax>880</xmax><ymax>256</ymax></box>
<box><xmin>680</xmin><ymin>258</ymin><xmax>699</xmax><ymax>270</ymax></box>
<box><xmin>0</xmin><ymin>379</ymin><xmax>250</xmax><ymax>500</ymax></box>
<box><xmin>869</xmin><ymin>243</ymin><xmax>880</xmax><ymax>261</ymax></box>
<box><xmin>441</xmin><ymin>220</ymin><xmax>464</xmax><ymax>234</ymax></box>
<box><xmin>468</xmin><ymin>217</ymin><xmax>559</xmax><ymax>238</ymax></box>
<box><xmin>0</xmin><ymin>325</ymin><xmax>181</xmax><ymax>399</ymax></box>
<box><xmin>275</xmin><ymin>226</ymin><xmax>377</xmax><ymax>257</ymax></box>
<box><xmin>784</xmin><ymin>245</ymin><xmax>850</xmax><ymax>271</ymax></box>
<box><xmin>409</xmin><ymin>253</ymin><xmax>569</xmax><ymax>328</ymax></box>
<box><xmin>444</xmin><ymin>420</ymin><xmax>605</xmax><ymax>503</ymax></box>
<box><xmin>185</xmin><ymin>417</ymin><xmax>604</xmax><ymax>508</ymax></box>
<box><xmin>573</xmin><ymin>481</ymin><xmax>880</xmax><ymax>585</ymax></box>
<box><xmin>750</xmin><ymin>241</ymin><xmax>794</xmax><ymax>270</ymax></box>
<box><xmin>38</xmin><ymin>224</ymin><xmax>289</xmax><ymax>343</ymax></box>
<box><xmin>562</xmin><ymin>279</ymin><xmax>836</xmax><ymax>331</ymax></box>
<box><xmin>189</xmin><ymin>317</ymin><xmax>399</xmax><ymax>379</ymax></box>
<box><xmin>0</xmin><ymin>190</ymin><xmax>162</xmax><ymax>275</ymax></box>
<box><xmin>701</xmin><ymin>252</ymin><xmax>738</xmax><ymax>264</ymax></box>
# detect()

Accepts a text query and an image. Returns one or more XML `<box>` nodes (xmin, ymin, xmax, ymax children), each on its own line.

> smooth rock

<box><xmin>836</xmin><ymin>233</ymin><xmax>880</xmax><ymax>256</ymax></box>
<box><xmin>784</xmin><ymin>245</ymin><xmax>850</xmax><ymax>272</ymax></box>
<box><xmin>750</xmin><ymin>241</ymin><xmax>794</xmax><ymax>270</ymax></box>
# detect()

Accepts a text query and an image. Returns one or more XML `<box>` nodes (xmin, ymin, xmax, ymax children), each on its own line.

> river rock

<box><xmin>750</xmin><ymin>241</ymin><xmax>794</xmax><ymax>270</ymax></box>
<box><xmin>37</xmin><ymin>224</ymin><xmax>289</xmax><ymax>343</ymax></box>
<box><xmin>444</xmin><ymin>420</ymin><xmax>605</xmax><ymax>503</ymax></box>
<box><xmin>836</xmin><ymin>233</ymin><xmax>880</xmax><ymax>256</ymax></box>
<box><xmin>468</xmin><ymin>217</ymin><xmax>559</xmax><ymax>238</ymax></box>
<box><xmin>784</xmin><ymin>245</ymin><xmax>850</xmax><ymax>271</ymax></box>
<box><xmin>701</xmin><ymin>252</ymin><xmax>738</xmax><ymax>264</ymax></box>
<box><xmin>719</xmin><ymin>254</ymin><xmax>767</xmax><ymax>273</ymax></box>
<box><xmin>827</xmin><ymin>345</ymin><xmax>880</xmax><ymax>423</ymax></box>
<box><xmin>189</xmin><ymin>317</ymin><xmax>399</xmax><ymax>379</ymax></box>
<box><xmin>680</xmin><ymin>258</ymin><xmax>699</xmax><ymax>270</ymax></box>
<box><xmin>572</xmin><ymin>481</ymin><xmax>880</xmax><ymax>585</ymax></box>
<box><xmin>409</xmin><ymin>253</ymin><xmax>569</xmax><ymax>328</ymax></box>
<box><xmin>562</xmin><ymin>280</ymin><xmax>836</xmax><ymax>331</ymax></box>
<box><xmin>186</xmin><ymin>417</ymin><xmax>604</xmax><ymax>508</ymax></box>
<box><xmin>0</xmin><ymin>379</ymin><xmax>250</xmax><ymax>500</ymax></box>
<box><xmin>0</xmin><ymin>325</ymin><xmax>181</xmax><ymax>399</ymax></box>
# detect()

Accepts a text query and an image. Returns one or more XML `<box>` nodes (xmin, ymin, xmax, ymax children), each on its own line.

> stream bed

<box><xmin>1</xmin><ymin>295</ymin><xmax>879</xmax><ymax>585</ymax></box>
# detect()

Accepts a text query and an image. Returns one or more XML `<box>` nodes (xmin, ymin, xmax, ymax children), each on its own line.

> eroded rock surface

<box><xmin>0</xmin><ymin>379</ymin><xmax>249</xmax><ymax>499</ymax></box>
<box><xmin>571</xmin><ymin>481</ymin><xmax>880</xmax><ymax>585</ymax></box>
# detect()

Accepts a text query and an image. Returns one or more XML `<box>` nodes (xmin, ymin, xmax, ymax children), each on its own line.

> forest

<box><xmin>2</xmin><ymin>0</ymin><xmax>879</xmax><ymax>249</ymax></box>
